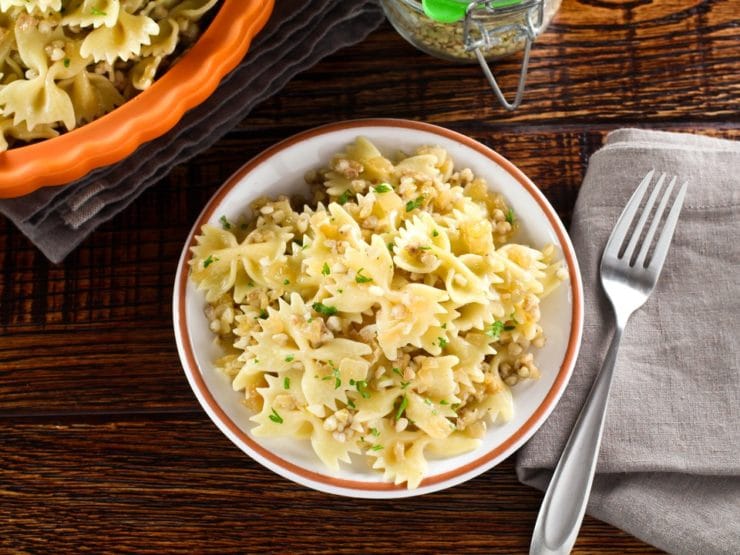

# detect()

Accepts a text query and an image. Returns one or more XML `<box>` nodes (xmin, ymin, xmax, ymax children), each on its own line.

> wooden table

<box><xmin>2</xmin><ymin>1</ymin><xmax>737</xmax><ymax>552</ymax></box>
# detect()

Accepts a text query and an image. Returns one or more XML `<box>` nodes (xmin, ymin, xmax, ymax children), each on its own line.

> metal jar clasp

<box><xmin>463</xmin><ymin>0</ymin><xmax>546</xmax><ymax>110</ymax></box>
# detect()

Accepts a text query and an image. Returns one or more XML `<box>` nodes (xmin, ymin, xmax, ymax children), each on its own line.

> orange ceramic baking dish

<box><xmin>0</xmin><ymin>0</ymin><xmax>274</xmax><ymax>199</ymax></box>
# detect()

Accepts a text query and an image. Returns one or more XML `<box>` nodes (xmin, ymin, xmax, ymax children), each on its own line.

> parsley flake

<box><xmin>337</xmin><ymin>190</ymin><xmax>352</xmax><ymax>205</ymax></box>
<box><xmin>373</xmin><ymin>183</ymin><xmax>392</xmax><ymax>193</ymax></box>
<box><xmin>219</xmin><ymin>215</ymin><xmax>231</xmax><ymax>230</ymax></box>
<box><xmin>347</xmin><ymin>398</ymin><xmax>356</xmax><ymax>409</ymax></box>
<box><xmin>392</xmin><ymin>367</ymin><xmax>402</xmax><ymax>377</ymax></box>
<box><xmin>432</xmin><ymin>229</ymin><xmax>439</xmax><ymax>237</ymax></box>
<box><xmin>90</xmin><ymin>7</ymin><xmax>107</xmax><ymax>16</ymax></box>
<box><xmin>487</xmin><ymin>321</ymin><xmax>505</xmax><ymax>339</ymax></box>
<box><xmin>285</xmin><ymin>354</ymin><xmax>294</xmax><ymax>362</ymax></box>
<box><xmin>321</xmin><ymin>262</ymin><xmax>331</xmax><ymax>276</ymax></box>
<box><xmin>283</xmin><ymin>279</ymin><xmax>290</xmax><ymax>285</ymax></box>
<box><xmin>438</xmin><ymin>336</ymin><xmax>448</xmax><ymax>349</ymax></box>
<box><xmin>505</xmin><ymin>208</ymin><xmax>515</xmax><ymax>225</ymax></box>
<box><xmin>395</xmin><ymin>395</ymin><xmax>408</xmax><ymax>420</ymax></box>
<box><xmin>387</xmin><ymin>242</ymin><xmax>394</xmax><ymax>252</ymax></box>
<box><xmin>405</xmin><ymin>196</ymin><xmax>424</xmax><ymax>212</ymax></box>
<box><xmin>370</xmin><ymin>444</ymin><xmax>384</xmax><ymax>451</ymax></box>
<box><xmin>355</xmin><ymin>268</ymin><xmax>373</xmax><ymax>283</ymax></box>
<box><xmin>203</xmin><ymin>255</ymin><xmax>217</xmax><ymax>268</ymax></box>
<box><xmin>440</xmin><ymin>400</ymin><xmax>449</xmax><ymax>405</ymax></box>
<box><xmin>268</xmin><ymin>408</ymin><xmax>283</xmax><ymax>424</ymax></box>
<box><xmin>63</xmin><ymin>58</ymin><xmax>70</xmax><ymax>68</ymax></box>
<box><xmin>370</xmin><ymin>427</ymin><xmax>380</xmax><ymax>437</ymax></box>
<box><xmin>355</xmin><ymin>379</ymin><xmax>371</xmax><ymax>399</ymax></box>
<box><xmin>283</xmin><ymin>377</ymin><xmax>290</xmax><ymax>390</ymax></box>
<box><xmin>312</xmin><ymin>302</ymin><xmax>337</xmax><ymax>317</ymax></box>
<box><xmin>258</xmin><ymin>309</ymin><xmax>268</xmax><ymax>319</ymax></box>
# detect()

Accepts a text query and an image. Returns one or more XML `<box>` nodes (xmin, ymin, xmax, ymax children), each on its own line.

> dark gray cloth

<box><xmin>0</xmin><ymin>0</ymin><xmax>384</xmax><ymax>263</ymax></box>
<box><xmin>517</xmin><ymin>129</ymin><xmax>740</xmax><ymax>554</ymax></box>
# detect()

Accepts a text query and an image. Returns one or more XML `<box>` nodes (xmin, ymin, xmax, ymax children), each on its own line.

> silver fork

<box><xmin>530</xmin><ymin>170</ymin><xmax>688</xmax><ymax>555</ymax></box>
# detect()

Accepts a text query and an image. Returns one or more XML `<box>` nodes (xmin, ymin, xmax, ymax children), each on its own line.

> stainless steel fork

<box><xmin>530</xmin><ymin>170</ymin><xmax>688</xmax><ymax>555</ymax></box>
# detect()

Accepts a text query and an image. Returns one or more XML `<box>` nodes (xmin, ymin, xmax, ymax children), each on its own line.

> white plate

<box><xmin>173</xmin><ymin>119</ymin><xmax>584</xmax><ymax>498</ymax></box>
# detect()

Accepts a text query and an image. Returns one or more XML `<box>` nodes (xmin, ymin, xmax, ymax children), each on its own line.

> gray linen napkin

<box><xmin>517</xmin><ymin>129</ymin><xmax>740</xmax><ymax>554</ymax></box>
<box><xmin>0</xmin><ymin>0</ymin><xmax>384</xmax><ymax>263</ymax></box>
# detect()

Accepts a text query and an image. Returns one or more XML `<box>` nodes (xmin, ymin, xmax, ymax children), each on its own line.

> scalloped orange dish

<box><xmin>0</xmin><ymin>0</ymin><xmax>274</xmax><ymax>199</ymax></box>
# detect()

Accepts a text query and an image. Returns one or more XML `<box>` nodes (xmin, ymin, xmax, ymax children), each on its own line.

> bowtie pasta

<box><xmin>0</xmin><ymin>0</ymin><xmax>218</xmax><ymax>151</ymax></box>
<box><xmin>190</xmin><ymin>138</ymin><xmax>568</xmax><ymax>488</ymax></box>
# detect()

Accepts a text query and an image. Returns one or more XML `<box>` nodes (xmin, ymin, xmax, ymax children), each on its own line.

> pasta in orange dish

<box><xmin>0</xmin><ymin>0</ymin><xmax>218</xmax><ymax>150</ymax></box>
<box><xmin>190</xmin><ymin>138</ymin><xmax>568</xmax><ymax>488</ymax></box>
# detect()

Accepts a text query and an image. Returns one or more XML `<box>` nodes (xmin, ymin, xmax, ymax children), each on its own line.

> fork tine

<box><xmin>603</xmin><ymin>169</ymin><xmax>655</xmax><ymax>258</ymax></box>
<box><xmin>647</xmin><ymin>180</ymin><xmax>688</xmax><ymax>273</ymax></box>
<box><xmin>622</xmin><ymin>173</ymin><xmax>666</xmax><ymax>262</ymax></box>
<box><xmin>634</xmin><ymin>176</ymin><xmax>677</xmax><ymax>268</ymax></box>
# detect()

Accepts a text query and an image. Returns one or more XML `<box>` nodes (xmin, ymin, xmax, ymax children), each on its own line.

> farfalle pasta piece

<box><xmin>0</xmin><ymin>19</ymin><xmax>75</xmax><ymax>130</ymax></box>
<box><xmin>193</xmin><ymin>137</ymin><xmax>568</xmax><ymax>488</ymax></box>
<box><xmin>62</xmin><ymin>0</ymin><xmax>121</xmax><ymax>28</ymax></box>
<box><xmin>59</xmin><ymin>70</ymin><xmax>125</xmax><ymax>124</ymax></box>
<box><xmin>81</xmin><ymin>7</ymin><xmax>158</xmax><ymax>63</ymax></box>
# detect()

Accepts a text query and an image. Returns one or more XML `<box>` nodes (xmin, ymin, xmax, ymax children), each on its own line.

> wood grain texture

<box><xmin>0</xmin><ymin>418</ymin><xmax>662</xmax><ymax>554</ymax></box>
<box><xmin>1</xmin><ymin>1</ymin><xmax>738</xmax><ymax>552</ymax></box>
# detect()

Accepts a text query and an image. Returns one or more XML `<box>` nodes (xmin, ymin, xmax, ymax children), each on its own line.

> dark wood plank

<box><xmin>0</xmin><ymin>417</ymin><xmax>663</xmax><ymax>554</ymax></box>
<box><xmin>244</xmin><ymin>3</ymin><xmax>739</xmax><ymax>128</ymax></box>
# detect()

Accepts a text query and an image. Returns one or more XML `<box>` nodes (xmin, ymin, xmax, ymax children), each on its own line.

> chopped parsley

<box><xmin>337</xmin><ymin>190</ymin><xmax>352</xmax><ymax>205</ymax></box>
<box><xmin>373</xmin><ymin>183</ymin><xmax>392</xmax><ymax>193</ymax></box>
<box><xmin>284</xmin><ymin>354</ymin><xmax>295</xmax><ymax>362</ymax></box>
<box><xmin>387</xmin><ymin>242</ymin><xmax>394</xmax><ymax>252</ymax></box>
<box><xmin>370</xmin><ymin>427</ymin><xmax>380</xmax><ymax>437</ymax></box>
<box><xmin>432</xmin><ymin>229</ymin><xmax>439</xmax><ymax>237</ymax></box>
<box><xmin>437</xmin><ymin>336</ymin><xmax>448</xmax><ymax>349</ymax></box>
<box><xmin>258</xmin><ymin>309</ymin><xmax>268</xmax><ymax>319</ymax></box>
<box><xmin>392</xmin><ymin>367</ymin><xmax>402</xmax><ymax>377</ymax></box>
<box><xmin>268</xmin><ymin>408</ymin><xmax>283</xmax><ymax>424</ymax></box>
<box><xmin>405</xmin><ymin>196</ymin><xmax>424</xmax><ymax>212</ymax></box>
<box><xmin>90</xmin><ymin>7</ymin><xmax>107</xmax><ymax>16</ymax></box>
<box><xmin>354</xmin><ymin>379</ymin><xmax>370</xmax><ymax>399</ymax></box>
<box><xmin>451</xmin><ymin>402</ymin><xmax>461</xmax><ymax>411</ymax></box>
<box><xmin>283</xmin><ymin>377</ymin><xmax>290</xmax><ymax>390</ymax></box>
<box><xmin>355</xmin><ymin>268</ymin><xmax>373</xmax><ymax>283</ymax></box>
<box><xmin>202</xmin><ymin>255</ymin><xmax>217</xmax><ymax>268</ymax></box>
<box><xmin>395</xmin><ymin>395</ymin><xmax>408</xmax><ymax>420</ymax></box>
<box><xmin>347</xmin><ymin>398</ymin><xmax>356</xmax><ymax>409</ymax></box>
<box><xmin>63</xmin><ymin>58</ymin><xmax>70</xmax><ymax>68</ymax></box>
<box><xmin>283</xmin><ymin>279</ymin><xmax>290</xmax><ymax>285</ymax></box>
<box><xmin>487</xmin><ymin>320</ymin><xmax>505</xmax><ymax>339</ymax></box>
<box><xmin>418</xmin><ymin>245</ymin><xmax>432</xmax><ymax>250</ymax></box>
<box><xmin>321</xmin><ymin>262</ymin><xmax>331</xmax><ymax>276</ymax></box>
<box><xmin>219</xmin><ymin>215</ymin><xmax>231</xmax><ymax>230</ymax></box>
<box><xmin>370</xmin><ymin>444</ymin><xmax>384</xmax><ymax>451</ymax></box>
<box><xmin>400</xmin><ymin>381</ymin><xmax>410</xmax><ymax>389</ymax></box>
<box><xmin>440</xmin><ymin>400</ymin><xmax>449</xmax><ymax>405</ymax></box>
<box><xmin>330</xmin><ymin>361</ymin><xmax>341</xmax><ymax>389</ymax></box>
<box><xmin>505</xmin><ymin>208</ymin><xmax>515</xmax><ymax>225</ymax></box>
<box><xmin>312</xmin><ymin>302</ymin><xmax>337</xmax><ymax>317</ymax></box>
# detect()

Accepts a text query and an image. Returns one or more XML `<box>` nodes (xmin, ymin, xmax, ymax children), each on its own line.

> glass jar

<box><xmin>379</xmin><ymin>0</ymin><xmax>562</xmax><ymax>109</ymax></box>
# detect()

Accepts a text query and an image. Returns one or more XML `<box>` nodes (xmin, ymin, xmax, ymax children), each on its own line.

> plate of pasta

<box><xmin>173</xmin><ymin>119</ymin><xmax>584</xmax><ymax>498</ymax></box>
<box><xmin>0</xmin><ymin>0</ymin><xmax>273</xmax><ymax>198</ymax></box>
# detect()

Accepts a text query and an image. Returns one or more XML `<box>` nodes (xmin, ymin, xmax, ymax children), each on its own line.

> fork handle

<box><xmin>530</xmin><ymin>321</ymin><xmax>626</xmax><ymax>555</ymax></box>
